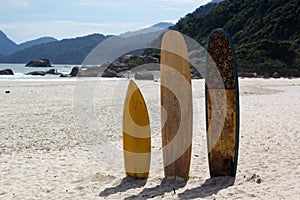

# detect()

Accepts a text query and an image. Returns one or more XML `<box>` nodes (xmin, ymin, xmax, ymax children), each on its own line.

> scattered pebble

<box><xmin>256</xmin><ymin>178</ymin><xmax>262</xmax><ymax>184</ymax></box>
<box><xmin>246</xmin><ymin>174</ymin><xmax>262</xmax><ymax>184</ymax></box>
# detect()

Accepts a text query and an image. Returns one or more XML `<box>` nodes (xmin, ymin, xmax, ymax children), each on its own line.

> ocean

<box><xmin>0</xmin><ymin>63</ymin><xmax>130</xmax><ymax>82</ymax></box>
<box><xmin>0</xmin><ymin>63</ymin><xmax>76</xmax><ymax>82</ymax></box>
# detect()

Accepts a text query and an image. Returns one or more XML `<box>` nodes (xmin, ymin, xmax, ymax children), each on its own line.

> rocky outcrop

<box><xmin>45</xmin><ymin>69</ymin><xmax>56</xmax><ymax>74</ymax></box>
<box><xmin>102</xmin><ymin>68</ymin><xmax>121</xmax><ymax>77</ymax></box>
<box><xmin>26</xmin><ymin>71</ymin><xmax>47</xmax><ymax>76</ymax></box>
<box><xmin>56</xmin><ymin>52</ymin><xmax>213</xmax><ymax>79</ymax></box>
<box><xmin>119</xmin><ymin>55</ymin><xmax>134</xmax><ymax>63</ymax></box>
<box><xmin>26</xmin><ymin>69</ymin><xmax>61</xmax><ymax>76</ymax></box>
<box><xmin>60</xmin><ymin>66</ymin><xmax>80</xmax><ymax>77</ymax></box>
<box><xmin>144</xmin><ymin>56</ymin><xmax>159</xmax><ymax>64</ymax></box>
<box><xmin>70</xmin><ymin>66</ymin><xmax>80</xmax><ymax>77</ymax></box>
<box><xmin>25</xmin><ymin>58</ymin><xmax>52</xmax><ymax>67</ymax></box>
<box><xmin>110</xmin><ymin>62</ymin><xmax>129</xmax><ymax>73</ymax></box>
<box><xmin>76</xmin><ymin>66</ymin><xmax>103</xmax><ymax>77</ymax></box>
<box><xmin>0</xmin><ymin>69</ymin><xmax>14</xmax><ymax>75</ymax></box>
<box><xmin>101</xmin><ymin>62</ymin><xmax>128</xmax><ymax>78</ymax></box>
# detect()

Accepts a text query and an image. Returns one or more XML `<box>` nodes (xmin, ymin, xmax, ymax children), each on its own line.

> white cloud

<box><xmin>0</xmin><ymin>0</ymin><xmax>212</xmax><ymax>43</ymax></box>
<box><xmin>0</xmin><ymin>0</ymin><xmax>30</xmax><ymax>9</ymax></box>
<box><xmin>0</xmin><ymin>20</ymin><xmax>146</xmax><ymax>43</ymax></box>
<box><xmin>151</xmin><ymin>0</ymin><xmax>211</xmax><ymax>13</ymax></box>
<box><xmin>14</xmin><ymin>0</ymin><xmax>29</xmax><ymax>7</ymax></box>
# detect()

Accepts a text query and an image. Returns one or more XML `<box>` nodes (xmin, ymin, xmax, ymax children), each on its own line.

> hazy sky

<box><xmin>0</xmin><ymin>0</ymin><xmax>211</xmax><ymax>43</ymax></box>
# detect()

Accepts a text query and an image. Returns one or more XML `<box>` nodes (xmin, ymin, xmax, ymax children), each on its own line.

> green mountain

<box><xmin>0</xmin><ymin>34</ymin><xmax>108</xmax><ymax>64</ymax></box>
<box><xmin>173</xmin><ymin>0</ymin><xmax>300</xmax><ymax>77</ymax></box>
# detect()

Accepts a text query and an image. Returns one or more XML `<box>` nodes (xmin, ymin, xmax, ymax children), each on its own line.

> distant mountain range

<box><xmin>119</xmin><ymin>22</ymin><xmax>173</xmax><ymax>38</ymax></box>
<box><xmin>0</xmin><ymin>22</ymin><xmax>174</xmax><ymax>65</ymax></box>
<box><xmin>18</xmin><ymin>37</ymin><xmax>57</xmax><ymax>52</ymax></box>
<box><xmin>0</xmin><ymin>33</ymin><xmax>108</xmax><ymax>64</ymax></box>
<box><xmin>0</xmin><ymin>31</ymin><xmax>17</xmax><ymax>55</ymax></box>
<box><xmin>151</xmin><ymin>22</ymin><xmax>174</xmax><ymax>29</ymax></box>
<box><xmin>0</xmin><ymin>31</ymin><xmax>57</xmax><ymax>56</ymax></box>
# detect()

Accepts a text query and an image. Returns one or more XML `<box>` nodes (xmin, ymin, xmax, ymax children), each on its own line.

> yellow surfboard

<box><xmin>160</xmin><ymin>30</ymin><xmax>193</xmax><ymax>180</ymax></box>
<box><xmin>123</xmin><ymin>80</ymin><xmax>151</xmax><ymax>179</ymax></box>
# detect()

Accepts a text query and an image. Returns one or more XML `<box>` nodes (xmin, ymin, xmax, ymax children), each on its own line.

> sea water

<box><xmin>0</xmin><ymin>63</ymin><xmax>128</xmax><ymax>82</ymax></box>
<box><xmin>0</xmin><ymin>63</ymin><xmax>75</xmax><ymax>81</ymax></box>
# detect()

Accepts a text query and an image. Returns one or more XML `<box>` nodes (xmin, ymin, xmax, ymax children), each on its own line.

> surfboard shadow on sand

<box><xmin>99</xmin><ymin>177</ymin><xmax>147</xmax><ymax>197</ymax></box>
<box><xmin>178</xmin><ymin>176</ymin><xmax>235</xmax><ymax>199</ymax></box>
<box><xmin>124</xmin><ymin>178</ymin><xmax>187</xmax><ymax>200</ymax></box>
<box><xmin>124</xmin><ymin>176</ymin><xmax>234</xmax><ymax>200</ymax></box>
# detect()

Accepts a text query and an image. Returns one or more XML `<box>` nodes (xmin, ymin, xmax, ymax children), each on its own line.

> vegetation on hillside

<box><xmin>173</xmin><ymin>0</ymin><xmax>300</xmax><ymax>77</ymax></box>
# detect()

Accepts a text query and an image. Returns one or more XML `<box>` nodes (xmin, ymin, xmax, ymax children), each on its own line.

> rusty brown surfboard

<box><xmin>205</xmin><ymin>28</ymin><xmax>240</xmax><ymax>177</ymax></box>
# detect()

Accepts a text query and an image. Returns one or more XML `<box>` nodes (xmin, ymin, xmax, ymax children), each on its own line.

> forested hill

<box><xmin>173</xmin><ymin>0</ymin><xmax>300</xmax><ymax>77</ymax></box>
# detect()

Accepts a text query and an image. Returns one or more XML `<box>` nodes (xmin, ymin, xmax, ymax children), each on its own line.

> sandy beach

<box><xmin>0</xmin><ymin>78</ymin><xmax>299</xmax><ymax>199</ymax></box>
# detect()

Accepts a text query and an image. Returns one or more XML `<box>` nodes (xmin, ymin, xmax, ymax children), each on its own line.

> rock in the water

<box><xmin>0</xmin><ymin>69</ymin><xmax>14</xmax><ymax>75</ymax></box>
<box><xmin>25</xmin><ymin>58</ymin><xmax>52</xmax><ymax>67</ymax></box>
<box><xmin>26</xmin><ymin>71</ymin><xmax>47</xmax><ymax>76</ymax></box>
<box><xmin>59</xmin><ymin>66</ymin><xmax>80</xmax><ymax>77</ymax></box>
<box><xmin>70</xmin><ymin>66</ymin><xmax>80</xmax><ymax>77</ymax></box>
<box><xmin>60</xmin><ymin>74</ymin><xmax>70</xmax><ymax>77</ymax></box>
<box><xmin>26</xmin><ymin>69</ymin><xmax>60</xmax><ymax>76</ymax></box>
<box><xmin>46</xmin><ymin>69</ymin><xmax>56</xmax><ymax>74</ymax></box>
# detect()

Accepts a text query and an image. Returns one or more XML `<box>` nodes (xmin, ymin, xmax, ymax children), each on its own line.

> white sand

<box><xmin>0</xmin><ymin>78</ymin><xmax>299</xmax><ymax>199</ymax></box>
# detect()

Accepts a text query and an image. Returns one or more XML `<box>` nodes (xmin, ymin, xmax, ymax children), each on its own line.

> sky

<box><xmin>0</xmin><ymin>0</ymin><xmax>211</xmax><ymax>44</ymax></box>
